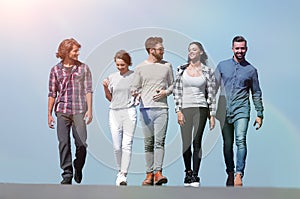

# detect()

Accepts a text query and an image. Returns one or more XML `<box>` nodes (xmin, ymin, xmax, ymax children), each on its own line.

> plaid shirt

<box><xmin>48</xmin><ymin>62</ymin><xmax>93</xmax><ymax>114</ymax></box>
<box><xmin>173</xmin><ymin>64</ymin><xmax>216</xmax><ymax>116</ymax></box>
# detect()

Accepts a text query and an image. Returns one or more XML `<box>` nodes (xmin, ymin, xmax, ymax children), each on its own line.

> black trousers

<box><xmin>180</xmin><ymin>107</ymin><xmax>208</xmax><ymax>176</ymax></box>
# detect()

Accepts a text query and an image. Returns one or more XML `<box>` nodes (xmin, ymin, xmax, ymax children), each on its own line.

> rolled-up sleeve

<box><xmin>48</xmin><ymin>68</ymin><xmax>57</xmax><ymax>98</ymax></box>
<box><xmin>84</xmin><ymin>65</ymin><xmax>93</xmax><ymax>94</ymax></box>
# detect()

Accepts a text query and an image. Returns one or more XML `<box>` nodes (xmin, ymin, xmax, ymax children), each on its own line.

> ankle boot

<box><xmin>226</xmin><ymin>172</ymin><xmax>234</xmax><ymax>186</ymax></box>
<box><xmin>142</xmin><ymin>172</ymin><xmax>154</xmax><ymax>186</ymax></box>
<box><xmin>154</xmin><ymin>171</ymin><xmax>168</xmax><ymax>185</ymax></box>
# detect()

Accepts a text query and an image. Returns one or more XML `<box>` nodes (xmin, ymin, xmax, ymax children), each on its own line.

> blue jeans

<box><xmin>222</xmin><ymin>117</ymin><xmax>249</xmax><ymax>176</ymax></box>
<box><xmin>140</xmin><ymin>108</ymin><xmax>168</xmax><ymax>173</ymax></box>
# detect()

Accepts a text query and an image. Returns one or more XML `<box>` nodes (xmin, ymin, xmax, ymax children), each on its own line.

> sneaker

<box><xmin>116</xmin><ymin>172</ymin><xmax>127</xmax><ymax>186</ymax></box>
<box><xmin>190</xmin><ymin>175</ymin><xmax>200</xmax><ymax>187</ymax></box>
<box><xmin>184</xmin><ymin>170</ymin><xmax>193</xmax><ymax>187</ymax></box>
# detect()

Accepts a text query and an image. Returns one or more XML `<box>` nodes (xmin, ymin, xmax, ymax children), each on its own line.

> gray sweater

<box><xmin>131</xmin><ymin>60</ymin><xmax>174</xmax><ymax>108</ymax></box>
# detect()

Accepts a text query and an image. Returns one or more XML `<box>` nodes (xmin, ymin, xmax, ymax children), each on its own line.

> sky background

<box><xmin>0</xmin><ymin>0</ymin><xmax>299</xmax><ymax>188</ymax></box>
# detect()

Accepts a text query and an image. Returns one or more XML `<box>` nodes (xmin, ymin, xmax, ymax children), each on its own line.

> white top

<box><xmin>182</xmin><ymin>71</ymin><xmax>208</xmax><ymax>109</ymax></box>
<box><xmin>107</xmin><ymin>70</ymin><xmax>135</xmax><ymax>109</ymax></box>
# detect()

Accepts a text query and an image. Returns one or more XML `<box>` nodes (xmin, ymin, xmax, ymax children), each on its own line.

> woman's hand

<box><xmin>177</xmin><ymin>111</ymin><xmax>185</xmax><ymax>126</ymax></box>
<box><xmin>102</xmin><ymin>78</ymin><xmax>109</xmax><ymax>87</ymax></box>
<box><xmin>209</xmin><ymin>116</ymin><xmax>215</xmax><ymax>130</ymax></box>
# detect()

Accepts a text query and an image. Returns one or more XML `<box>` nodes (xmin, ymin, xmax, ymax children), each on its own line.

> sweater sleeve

<box><xmin>166</xmin><ymin>63</ymin><xmax>174</xmax><ymax>95</ymax></box>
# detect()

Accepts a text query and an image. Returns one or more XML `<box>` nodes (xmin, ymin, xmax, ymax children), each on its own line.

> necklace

<box><xmin>187</xmin><ymin>63</ymin><xmax>202</xmax><ymax>77</ymax></box>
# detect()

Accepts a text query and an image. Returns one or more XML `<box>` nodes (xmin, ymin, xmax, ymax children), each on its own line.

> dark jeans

<box><xmin>56</xmin><ymin>112</ymin><xmax>87</xmax><ymax>179</ymax></box>
<box><xmin>180</xmin><ymin>107</ymin><xmax>208</xmax><ymax>176</ymax></box>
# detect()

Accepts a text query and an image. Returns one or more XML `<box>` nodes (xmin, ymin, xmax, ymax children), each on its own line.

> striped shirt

<box><xmin>173</xmin><ymin>64</ymin><xmax>216</xmax><ymax>116</ymax></box>
<box><xmin>48</xmin><ymin>62</ymin><xmax>93</xmax><ymax>114</ymax></box>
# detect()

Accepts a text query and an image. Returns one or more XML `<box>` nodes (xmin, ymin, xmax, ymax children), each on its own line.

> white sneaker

<box><xmin>116</xmin><ymin>172</ymin><xmax>127</xmax><ymax>186</ymax></box>
<box><xmin>190</xmin><ymin>176</ymin><xmax>200</xmax><ymax>187</ymax></box>
<box><xmin>190</xmin><ymin>181</ymin><xmax>200</xmax><ymax>187</ymax></box>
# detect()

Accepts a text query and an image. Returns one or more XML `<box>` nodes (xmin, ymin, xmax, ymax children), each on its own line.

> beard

<box><xmin>153</xmin><ymin>52</ymin><xmax>163</xmax><ymax>62</ymax></box>
<box><xmin>234</xmin><ymin>52</ymin><xmax>246</xmax><ymax>61</ymax></box>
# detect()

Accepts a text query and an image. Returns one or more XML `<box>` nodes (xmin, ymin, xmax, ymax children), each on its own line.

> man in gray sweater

<box><xmin>131</xmin><ymin>37</ymin><xmax>174</xmax><ymax>186</ymax></box>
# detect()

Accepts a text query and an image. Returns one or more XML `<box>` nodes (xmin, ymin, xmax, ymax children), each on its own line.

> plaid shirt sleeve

<box><xmin>173</xmin><ymin>65</ymin><xmax>185</xmax><ymax>113</ymax></box>
<box><xmin>204</xmin><ymin>66</ymin><xmax>217</xmax><ymax>117</ymax></box>
<box><xmin>84</xmin><ymin>64</ymin><xmax>93</xmax><ymax>94</ymax></box>
<box><xmin>48</xmin><ymin>66</ymin><xmax>58</xmax><ymax>98</ymax></box>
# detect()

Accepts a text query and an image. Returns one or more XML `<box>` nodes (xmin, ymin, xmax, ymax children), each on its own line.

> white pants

<box><xmin>109</xmin><ymin>108</ymin><xmax>137</xmax><ymax>173</ymax></box>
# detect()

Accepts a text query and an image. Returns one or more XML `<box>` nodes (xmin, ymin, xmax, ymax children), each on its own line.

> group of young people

<box><xmin>47</xmin><ymin>35</ymin><xmax>264</xmax><ymax>187</ymax></box>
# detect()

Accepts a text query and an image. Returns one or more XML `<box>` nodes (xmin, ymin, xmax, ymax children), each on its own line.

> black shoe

<box><xmin>226</xmin><ymin>172</ymin><xmax>234</xmax><ymax>186</ymax></box>
<box><xmin>190</xmin><ymin>175</ymin><xmax>200</xmax><ymax>187</ymax></box>
<box><xmin>61</xmin><ymin>177</ymin><xmax>72</xmax><ymax>185</ymax></box>
<box><xmin>184</xmin><ymin>170</ymin><xmax>193</xmax><ymax>187</ymax></box>
<box><xmin>74</xmin><ymin>169</ymin><xmax>82</xmax><ymax>184</ymax></box>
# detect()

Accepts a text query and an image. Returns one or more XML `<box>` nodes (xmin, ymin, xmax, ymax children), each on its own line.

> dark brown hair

<box><xmin>232</xmin><ymin>36</ymin><xmax>247</xmax><ymax>47</ymax></box>
<box><xmin>188</xmin><ymin>41</ymin><xmax>208</xmax><ymax>65</ymax></box>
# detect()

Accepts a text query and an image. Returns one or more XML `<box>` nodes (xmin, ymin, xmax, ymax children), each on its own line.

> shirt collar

<box><xmin>57</xmin><ymin>62</ymin><xmax>63</xmax><ymax>68</ymax></box>
<box><xmin>57</xmin><ymin>61</ymin><xmax>79</xmax><ymax>71</ymax></box>
<box><xmin>231</xmin><ymin>57</ymin><xmax>249</xmax><ymax>66</ymax></box>
<box><xmin>201</xmin><ymin>64</ymin><xmax>209</xmax><ymax>72</ymax></box>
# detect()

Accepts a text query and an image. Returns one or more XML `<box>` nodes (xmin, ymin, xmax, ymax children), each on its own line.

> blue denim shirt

<box><xmin>215</xmin><ymin>58</ymin><xmax>264</xmax><ymax>123</ymax></box>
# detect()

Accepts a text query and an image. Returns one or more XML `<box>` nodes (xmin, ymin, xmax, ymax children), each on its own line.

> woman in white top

<box><xmin>173</xmin><ymin>42</ymin><xmax>216</xmax><ymax>187</ymax></box>
<box><xmin>103</xmin><ymin>50</ymin><xmax>137</xmax><ymax>186</ymax></box>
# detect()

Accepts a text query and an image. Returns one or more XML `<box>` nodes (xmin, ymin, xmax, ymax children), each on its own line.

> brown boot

<box><xmin>154</xmin><ymin>171</ymin><xmax>168</xmax><ymax>185</ymax></box>
<box><xmin>234</xmin><ymin>173</ymin><xmax>243</xmax><ymax>187</ymax></box>
<box><xmin>142</xmin><ymin>173</ymin><xmax>154</xmax><ymax>186</ymax></box>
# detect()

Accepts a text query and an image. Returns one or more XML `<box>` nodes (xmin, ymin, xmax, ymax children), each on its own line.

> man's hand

<box><xmin>253</xmin><ymin>117</ymin><xmax>263</xmax><ymax>130</ymax></box>
<box><xmin>131</xmin><ymin>90</ymin><xmax>139</xmax><ymax>97</ymax></box>
<box><xmin>153</xmin><ymin>89</ymin><xmax>167</xmax><ymax>102</ymax></box>
<box><xmin>84</xmin><ymin>110</ymin><xmax>93</xmax><ymax>125</ymax></box>
<box><xmin>48</xmin><ymin>115</ymin><xmax>55</xmax><ymax>129</ymax></box>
